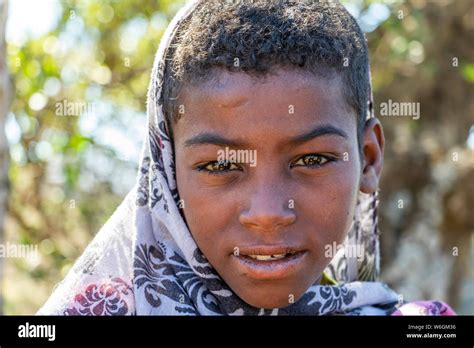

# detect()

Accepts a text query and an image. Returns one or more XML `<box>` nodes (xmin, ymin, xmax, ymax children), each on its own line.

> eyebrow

<box><xmin>290</xmin><ymin>124</ymin><xmax>348</xmax><ymax>144</ymax></box>
<box><xmin>184</xmin><ymin>133</ymin><xmax>245</xmax><ymax>148</ymax></box>
<box><xmin>183</xmin><ymin>124</ymin><xmax>347</xmax><ymax>148</ymax></box>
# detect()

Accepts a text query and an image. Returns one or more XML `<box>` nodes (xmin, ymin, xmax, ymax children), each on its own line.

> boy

<box><xmin>39</xmin><ymin>0</ymin><xmax>455</xmax><ymax>316</ymax></box>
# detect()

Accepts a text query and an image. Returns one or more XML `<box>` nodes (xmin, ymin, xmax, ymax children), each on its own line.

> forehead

<box><xmin>183</xmin><ymin>67</ymin><xmax>343</xmax><ymax>106</ymax></box>
<box><xmin>175</xmin><ymin>67</ymin><xmax>356</xmax><ymax>141</ymax></box>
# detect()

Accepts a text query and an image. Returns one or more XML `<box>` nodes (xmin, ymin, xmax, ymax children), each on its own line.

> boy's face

<box><xmin>174</xmin><ymin>68</ymin><xmax>384</xmax><ymax>309</ymax></box>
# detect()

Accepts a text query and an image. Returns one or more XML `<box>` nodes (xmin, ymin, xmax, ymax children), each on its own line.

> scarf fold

<box><xmin>37</xmin><ymin>0</ymin><xmax>454</xmax><ymax>316</ymax></box>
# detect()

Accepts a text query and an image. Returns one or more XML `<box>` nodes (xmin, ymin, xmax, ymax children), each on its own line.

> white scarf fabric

<box><xmin>38</xmin><ymin>0</ymin><xmax>403</xmax><ymax>316</ymax></box>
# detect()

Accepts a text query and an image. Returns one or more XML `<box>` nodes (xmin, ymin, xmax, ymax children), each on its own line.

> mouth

<box><xmin>246</xmin><ymin>254</ymin><xmax>291</xmax><ymax>261</ymax></box>
<box><xmin>232</xmin><ymin>246</ymin><xmax>307</xmax><ymax>280</ymax></box>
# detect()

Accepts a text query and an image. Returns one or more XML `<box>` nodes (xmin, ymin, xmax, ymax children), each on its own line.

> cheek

<box><xmin>175</xmin><ymin>158</ymin><xmax>236</xmax><ymax>256</ymax></box>
<box><xmin>300</xmin><ymin>163</ymin><xmax>360</xmax><ymax>248</ymax></box>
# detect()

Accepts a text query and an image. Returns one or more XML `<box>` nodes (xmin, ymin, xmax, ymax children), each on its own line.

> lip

<box><xmin>232</xmin><ymin>245</ymin><xmax>307</xmax><ymax>281</ymax></box>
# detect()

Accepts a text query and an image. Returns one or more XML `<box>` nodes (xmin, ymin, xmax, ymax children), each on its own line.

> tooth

<box><xmin>255</xmin><ymin>255</ymin><xmax>272</xmax><ymax>261</ymax></box>
<box><xmin>248</xmin><ymin>254</ymin><xmax>286</xmax><ymax>261</ymax></box>
<box><xmin>271</xmin><ymin>254</ymin><xmax>286</xmax><ymax>259</ymax></box>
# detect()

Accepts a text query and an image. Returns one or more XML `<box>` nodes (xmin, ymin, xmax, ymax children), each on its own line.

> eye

<box><xmin>291</xmin><ymin>154</ymin><xmax>333</xmax><ymax>168</ymax></box>
<box><xmin>196</xmin><ymin>160</ymin><xmax>242</xmax><ymax>174</ymax></box>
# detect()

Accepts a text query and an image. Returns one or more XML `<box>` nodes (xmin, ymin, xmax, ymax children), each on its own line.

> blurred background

<box><xmin>0</xmin><ymin>0</ymin><xmax>472</xmax><ymax>315</ymax></box>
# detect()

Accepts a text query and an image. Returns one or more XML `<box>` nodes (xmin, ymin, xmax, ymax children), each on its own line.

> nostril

<box><xmin>239</xmin><ymin>211</ymin><xmax>296</xmax><ymax>232</ymax></box>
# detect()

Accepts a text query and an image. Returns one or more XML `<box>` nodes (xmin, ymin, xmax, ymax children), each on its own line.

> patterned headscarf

<box><xmin>39</xmin><ymin>0</ymin><xmax>454</xmax><ymax>316</ymax></box>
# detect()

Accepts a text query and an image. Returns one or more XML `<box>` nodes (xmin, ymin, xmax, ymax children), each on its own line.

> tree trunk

<box><xmin>375</xmin><ymin>0</ymin><xmax>474</xmax><ymax>311</ymax></box>
<box><xmin>0</xmin><ymin>0</ymin><xmax>10</xmax><ymax>316</ymax></box>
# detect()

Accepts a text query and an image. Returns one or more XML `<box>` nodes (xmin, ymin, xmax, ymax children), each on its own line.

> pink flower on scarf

<box><xmin>64</xmin><ymin>278</ymin><xmax>134</xmax><ymax>316</ymax></box>
<box><xmin>391</xmin><ymin>300</ymin><xmax>456</xmax><ymax>316</ymax></box>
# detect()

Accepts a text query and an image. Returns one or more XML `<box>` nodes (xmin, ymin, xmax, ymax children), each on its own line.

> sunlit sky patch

<box><xmin>7</xmin><ymin>0</ymin><xmax>62</xmax><ymax>46</ymax></box>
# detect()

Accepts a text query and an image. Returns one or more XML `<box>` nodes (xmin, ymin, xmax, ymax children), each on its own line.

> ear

<box><xmin>359</xmin><ymin>118</ymin><xmax>385</xmax><ymax>194</ymax></box>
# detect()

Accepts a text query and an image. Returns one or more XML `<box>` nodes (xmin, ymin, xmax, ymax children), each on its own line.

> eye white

<box><xmin>294</xmin><ymin>155</ymin><xmax>327</xmax><ymax>166</ymax></box>
<box><xmin>207</xmin><ymin>161</ymin><xmax>239</xmax><ymax>171</ymax></box>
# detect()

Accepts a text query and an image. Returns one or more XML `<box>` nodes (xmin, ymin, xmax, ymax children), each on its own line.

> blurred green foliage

<box><xmin>5</xmin><ymin>0</ymin><xmax>186</xmax><ymax>314</ymax></box>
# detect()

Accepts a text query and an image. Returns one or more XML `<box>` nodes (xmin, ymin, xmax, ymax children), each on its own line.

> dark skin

<box><xmin>174</xmin><ymin>67</ymin><xmax>384</xmax><ymax>309</ymax></box>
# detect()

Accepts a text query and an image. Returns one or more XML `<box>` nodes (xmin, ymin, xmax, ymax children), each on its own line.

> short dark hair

<box><xmin>162</xmin><ymin>0</ymin><xmax>370</xmax><ymax>144</ymax></box>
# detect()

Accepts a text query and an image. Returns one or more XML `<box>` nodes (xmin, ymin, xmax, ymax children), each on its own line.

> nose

<box><xmin>239</xmin><ymin>184</ymin><xmax>296</xmax><ymax>233</ymax></box>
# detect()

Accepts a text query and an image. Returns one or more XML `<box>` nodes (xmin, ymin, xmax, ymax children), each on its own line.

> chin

<box><xmin>235</xmin><ymin>284</ymin><xmax>306</xmax><ymax>309</ymax></box>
